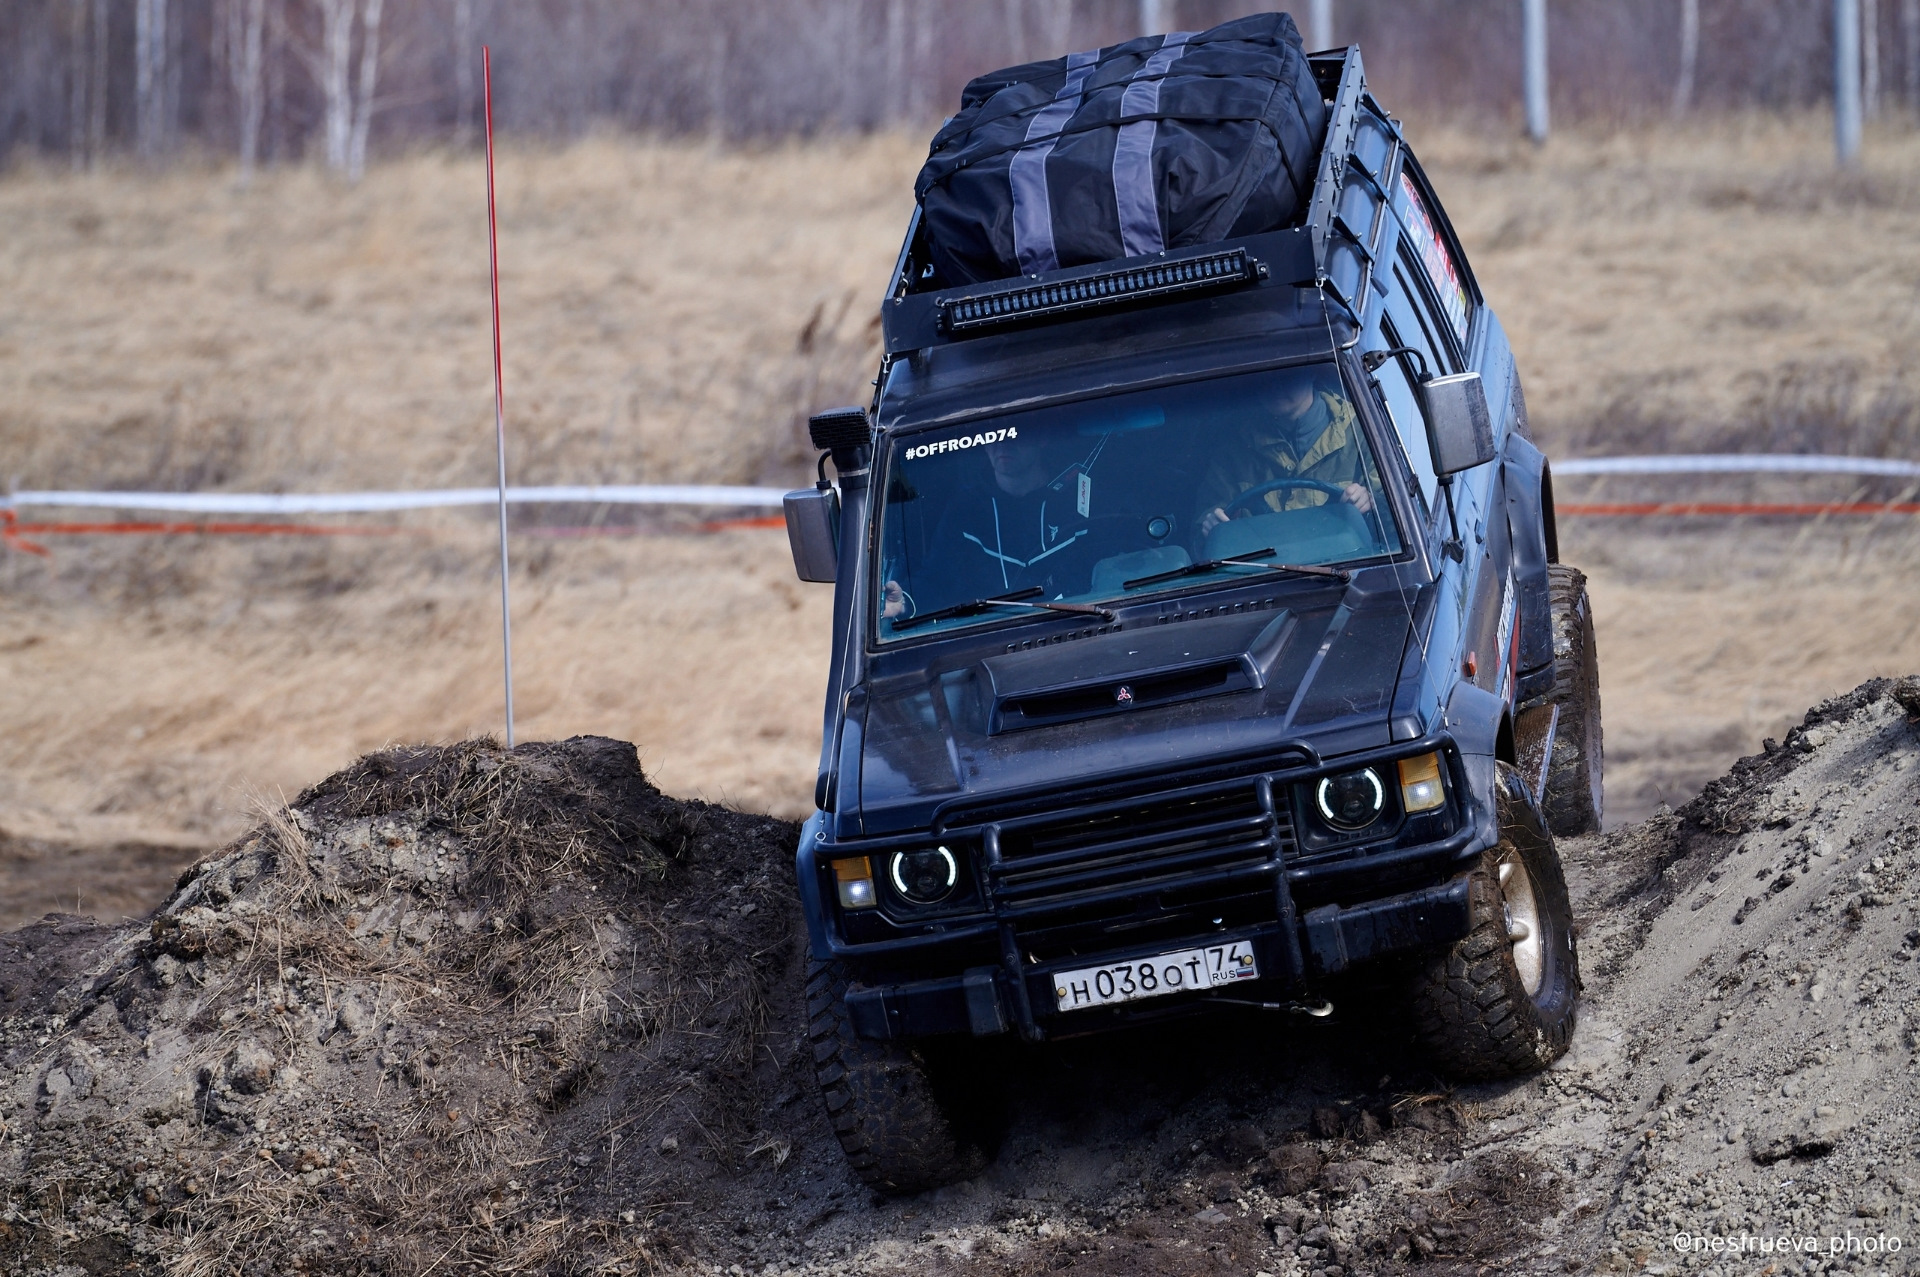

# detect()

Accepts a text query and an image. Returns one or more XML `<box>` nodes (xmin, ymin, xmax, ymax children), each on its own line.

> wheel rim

<box><xmin>1498</xmin><ymin>853</ymin><xmax>1545</xmax><ymax>998</ymax></box>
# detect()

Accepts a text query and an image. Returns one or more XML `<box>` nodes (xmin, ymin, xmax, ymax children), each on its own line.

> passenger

<box><xmin>1194</xmin><ymin>368</ymin><xmax>1376</xmax><ymax>539</ymax></box>
<box><xmin>882</xmin><ymin>431</ymin><xmax>1095</xmax><ymax>621</ymax></box>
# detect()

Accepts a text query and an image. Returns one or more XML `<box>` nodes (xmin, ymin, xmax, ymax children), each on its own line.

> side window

<box><xmin>1368</xmin><ymin>318</ymin><xmax>1441</xmax><ymax>516</ymax></box>
<box><xmin>1400</xmin><ymin>253</ymin><xmax>1463</xmax><ymax>373</ymax></box>
<box><xmin>1384</xmin><ymin>269</ymin><xmax>1446</xmax><ymax>380</ymax></box>
<box><xmin>1396</xmin><ymin>164</ymin><xmax>1475</xmax><ymax>348</ymax></box>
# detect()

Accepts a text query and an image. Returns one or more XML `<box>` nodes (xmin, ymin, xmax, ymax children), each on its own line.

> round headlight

<box><xmin>1316</xmin><ymin>768</ymin><xmax>1386</xmax><ymax>830</ymax></box>
<box><xmin>889</xmin><ymin>847</ymin><xmax>959</xmax><ymax>904</ymax></box>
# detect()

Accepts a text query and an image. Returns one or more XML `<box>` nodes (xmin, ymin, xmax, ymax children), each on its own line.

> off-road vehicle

<box><xmin>781</xmin><ymin>22</ymin><xmax>1602</xmax><ymax>1192</ymax></box>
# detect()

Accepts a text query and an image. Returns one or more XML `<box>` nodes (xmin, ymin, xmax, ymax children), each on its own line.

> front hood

<box><xmin>851</xmin><ymin>588</ymin><xmax>1420</xmax><ymax>836</ymax></box>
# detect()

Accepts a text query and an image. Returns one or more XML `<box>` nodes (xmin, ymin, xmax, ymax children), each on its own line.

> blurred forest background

<box><xmin>4</xmin><ymin>0</ymin><xmax>1920</xmax><ymax>172</ymax></box>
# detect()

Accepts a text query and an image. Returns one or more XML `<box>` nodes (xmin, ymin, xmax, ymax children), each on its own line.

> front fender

<box><xmin>1445</xmin><ymin>679</ymin><xmax>1507</xmax><ymax>857</ymax></box>
<box><xmin>1502</xmin><ymin>432</ymin><xmax>1555</xmax><ymax>703</ymax></box>
<box><xmin>796</xmin><ymin>811</ymin><xmax>835</xmax><ymax>961</ymax></box>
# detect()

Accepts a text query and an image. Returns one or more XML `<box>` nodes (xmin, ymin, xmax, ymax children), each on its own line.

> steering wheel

<box><xmin>1224</xmin><ymin>477</ymin><xmax>1348</xmax><ymax>516</ymax></box>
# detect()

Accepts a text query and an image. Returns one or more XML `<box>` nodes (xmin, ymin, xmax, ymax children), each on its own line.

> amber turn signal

<box><xmin>1397</xmin><ymin>752</ymin><xmax>1446</xmax><ymax>813</ymax></box>
<box><xmin>832</xmin><ymin>856</ymin><xmax>876</xmax><ymax>910</ymax></box>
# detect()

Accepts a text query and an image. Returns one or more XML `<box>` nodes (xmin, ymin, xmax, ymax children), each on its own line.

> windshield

<box><xmin>874</xmin><ymin>363</ymin><xmax>1403</xmax><ymax>640</ymax></box>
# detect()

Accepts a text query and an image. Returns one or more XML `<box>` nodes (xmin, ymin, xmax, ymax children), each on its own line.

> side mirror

<box><xmin>1423</xmin><ymin>371</ymin><xmax>1496</xmax><ymax>476</ymax></box>
<box><xmin>784</xmin><ymin>486</ymin><xmax>840</xmax><ymax>583</ymax></box>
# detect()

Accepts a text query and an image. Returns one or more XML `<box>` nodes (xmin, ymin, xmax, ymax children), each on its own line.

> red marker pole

<box><xmin>483</xmin><ymin>45</ymin><xmax>515</xmax><ymax>748</ymax></box>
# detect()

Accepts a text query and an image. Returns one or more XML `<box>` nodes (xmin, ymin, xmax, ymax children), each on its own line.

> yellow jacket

<box><xmin>1194</xmin><ymin>391</ymin><xmax>1366</xmax><ymax>518</ymax></box>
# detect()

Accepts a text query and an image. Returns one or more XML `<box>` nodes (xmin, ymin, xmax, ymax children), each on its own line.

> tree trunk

<box><xmin>137</xmin><ymin>0</ymin><xmax>168</xmax><ymax>160</ymax></box>
<box><xmin>348</xmin><ymin>0</ymin><xmax>384</xmax><ymax>182</ymax></box>
<box><xmin>886</xmin><ymin>0</ymin><xmax>907</xmax><ymax>117</ymax></box>
<box><xmin>1004</xmin><ymin>0</ymin><xmax>1028</xmax><ymax>64</ymax></box>
<box><xmin>910</xmin><ymin>0</ymin><xmax>935</xmax><ymax>121</ymax></box>
<box><xmin>1673</xmin><ymin>0</ymin><xmax>1699</xmax><ymax>114</ymax></box>
<box><xmin>69</xmin><ymin>0</ymin><xmax>88</xmax><ymax>171</ymax></box>
<box><xmin>313</xmin><ymin>0</ymin><xmax>354</xmax><ymax>171</ymax></box>
<box><xmin>453</xmin><ymin>0</ymin><xmax>475</xmax><ymax>149</ymax></box>
<box><xmin>1906</xmin><ymin>0</ymin><xmax>1919</xmax><ymax>117</ymax></box>
<box><xmin>1864</xmin><ymin>0</ymin><xmax>1881</xmax><ymax>118</ymax></box>
<box><xmin>235</xmin><ymin>0</ymin><xmax>267</xmax><ymax>181</ymax></box>
<box><xmin>89</xmin><ymin>0</ymin><xmax>108</xmax><ymax>166</ymax></box>
<box><xmin>1039</xmin><ymin>0</ymin><xmax>1073</xmax><ymax>61</ymax></box>
<box><xmin>267</xmin><ymin>0</ymin><xmax>286</xmax><ymax>161</ymax></box>
<box><xmin>708</xmin><ymin>23</ymin><xmax>728</xmax><ymax>141</ymax></box>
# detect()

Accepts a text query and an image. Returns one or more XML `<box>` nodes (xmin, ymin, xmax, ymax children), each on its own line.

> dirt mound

<box><xmin>5</xmin><ymin>680</ymin><xmax>1919</xmax><ymax>1276</ymax></box>
<box><xmin>0</xmin><ymin>737</ymin><xmax>831</xmax><ymax>1275</ymax></box>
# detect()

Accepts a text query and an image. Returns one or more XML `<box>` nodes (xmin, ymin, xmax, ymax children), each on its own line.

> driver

<box><xmin>882</xmin><ymin>431</ymin><xmax>1095</xmax><ymax>621</ymax></box>
<box><xmin>1194</xmin><ymin>367</ymin><xmax>1375</xmax><ymax>539</ymax></box>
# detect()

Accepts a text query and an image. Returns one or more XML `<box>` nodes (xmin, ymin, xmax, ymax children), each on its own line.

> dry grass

<box><xmin>0</xmin><ymin>133</ymin><xmax>914</xmax><ymax>495</ymax></box>
<box><xmin>1413</xmin><ymin>114</ymin><xmax>1920</xmax><ymax>447</ymax></box>
<box><xmin>1</xmin><ymin>116</ymin><xmax>1918</xmax><ymax>901</ymax></box>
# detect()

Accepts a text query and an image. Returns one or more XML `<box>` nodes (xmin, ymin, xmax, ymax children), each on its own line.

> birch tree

<box><xmin>311</xmin><ymin>0</ymin><xmax>355</xmax><ymax>171</ymax></box>
<box><xmin>1005</xmin><ymin>0</ymin><xmax>1029</xmax><ymax>64</ymax></box>
<box><xmin>347</xmin><ymin>0</ymin><xmax>384</xmax><ymax>181</ymax></box>
<box><xmin>136</xmin><ymin>0</ymin><xmax>169</xmax><ymax>159</ymax></box>
<box><xmin>1039</xmin><ymin>0</ymin><xmax>1073</xmax><ymax>60</ymax></box>
<box><xmin>1863</xmin><ymin>0</ymin><xmax>1881</xmax><ymax>117</ymax></box>
<box><xmin>886</xmin><ymin>0</ymin><xmax>907</xmax><ymax>115</ymax></box>
<box><xmin>303</xmin><ymin>0</ymin><xmax>382</xmax><ymax>180</ymax></box>
<box><xmin>911</xmin><ymin>0</ymin><xmax>934</xmax><ymax>120</ymax></box>
<box><xmin>90</xmin><ymin>0</ymin><xmax>107</xmax><ymax>164</ymax></box>
<box><xmin>68</xmin><ymin>0</ymin><xmax>87</xmax><ymax>170</ymax></box>
<box><xmin>1674</xmin><ymin>0</ymin><xmax>1699</xmax><ymax>113</ymax></box>
<box><xmin>453</xmin><ymin>0</ymin><xmax>476</xmax><ymax>148</ymax></box>
<box><xmin>229</xmin><ymin>0</ymin><xmax>269</xmax><ymax>181</ymax></box>
<box><xmin>1906</xmin><ymin>0</ymin><xmax>1919</xmax><ymax>116</ymax></box>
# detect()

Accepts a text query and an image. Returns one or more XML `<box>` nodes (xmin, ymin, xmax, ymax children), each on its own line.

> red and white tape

<box><xmin>3</xmin><ymin>455</ymin><xmax>1916</xmax><ymax>553</ymax></box>
<box><xmin>1552</xmin><ymin>454</ymin><xmax>1920</xmax><ymax>479</ymax></box>
<box><xmin>0</xmin><ymin>483</ymin><xmax>788</xmax><ymax>516</ymax></box>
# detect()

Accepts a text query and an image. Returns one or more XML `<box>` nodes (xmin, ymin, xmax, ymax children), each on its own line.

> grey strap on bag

<box><xmin>1113</xmin><ymin>32</ymin><xmax>1194</xmax><ymax>258</ymax></box>
<box><xmin>1010</xmin><ymin>49</ymin><xmax>1101</xmax><ymax>275</ymax></box>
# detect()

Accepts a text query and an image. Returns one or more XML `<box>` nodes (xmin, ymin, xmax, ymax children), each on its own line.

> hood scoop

<box><xmin>981</xmin><ymin>610</ymin><xmax>1295</xmax><ymax>735</ymax></box>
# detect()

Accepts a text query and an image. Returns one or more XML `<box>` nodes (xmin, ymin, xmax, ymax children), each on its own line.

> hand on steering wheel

<box><xmin>1199</xmin><ymin>477</ymin><xmax>1374</xmax><ymax>535</ymax></box>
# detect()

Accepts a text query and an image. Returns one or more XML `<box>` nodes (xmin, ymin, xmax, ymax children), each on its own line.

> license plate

<box><xmin>1053</xmin><ymin>941</ymin><xmax>1259</xmax><ymax>1011</ymax></box>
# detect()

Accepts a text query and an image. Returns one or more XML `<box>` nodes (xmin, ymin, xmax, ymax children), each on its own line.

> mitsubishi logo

<box><xmin>1114</xmin><ymin>685</ymin><xmax>1135</xmax><ymax>705</ymax></box>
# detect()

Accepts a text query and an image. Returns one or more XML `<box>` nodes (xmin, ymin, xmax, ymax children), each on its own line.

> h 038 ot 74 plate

<box><xmin>1053</xmin><ymin>941</ymin><xmax>1258</xmax><ymax>1011</ymax></box>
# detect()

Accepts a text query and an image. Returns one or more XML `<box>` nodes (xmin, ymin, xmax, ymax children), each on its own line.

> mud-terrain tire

<box><xmin>806</xmin><ymin>959</ymin><xmax>990</xmax><ymax>1194</ymax></box>
<box><xmin>1409</xmin><ymin>763</ymin><xmax>1579</xmax><ymax>1080</ymax></box>
<box><xmin>1533</xmin><ymin>563</ymin><xmax>1604</xmax><ymax>836</ymax></box>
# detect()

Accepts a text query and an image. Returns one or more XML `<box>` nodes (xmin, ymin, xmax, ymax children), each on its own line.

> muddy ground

<box><xmin>4</xmin><ymin>678</ymin><xmax>1919</xmax><ymax>1276</ymax></box>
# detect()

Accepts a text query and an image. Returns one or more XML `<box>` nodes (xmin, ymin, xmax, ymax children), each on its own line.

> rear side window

<box><xmin>1397</xmin><ymin>169</ymin><xmax>1473</xmax><ymax>348</ymax></box>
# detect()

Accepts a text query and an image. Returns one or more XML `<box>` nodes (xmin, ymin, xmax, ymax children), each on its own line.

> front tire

<box><xmin>806</xmin><ymin>960</ymin><xmax>990</xmax><ymax>1194</ymax></box>
<box><xmin>1409</xmin><ymin>763</ymin><xmax>1579</xmax><ymax>1080</ymax></box>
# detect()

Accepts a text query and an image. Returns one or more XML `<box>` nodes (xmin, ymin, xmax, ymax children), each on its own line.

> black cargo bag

<box><xmin>915</xmin><ymin>12</ymin><xmax>1328</xmax><ymax>287</ymax></box>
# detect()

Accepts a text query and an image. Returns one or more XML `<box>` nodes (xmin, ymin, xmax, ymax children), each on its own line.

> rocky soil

<box><xmin>4</xmin><ymin>679</ymin><xmax>1919</xmax><ymax>1277</ymax></box>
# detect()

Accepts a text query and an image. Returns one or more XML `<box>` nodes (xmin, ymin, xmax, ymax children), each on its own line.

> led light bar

<box><xmin>939</xmin><ymin>249</ymin><xmax>1266</xmax><ymax>335</ymax></box>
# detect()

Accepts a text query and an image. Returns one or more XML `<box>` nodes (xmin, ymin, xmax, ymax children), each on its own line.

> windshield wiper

<box><xmin>1122</xmin><ymin>548</ymin><xmax>1352</xmax><ymax>591</ymax></box>
<box><xmin>890</xmin><ymin>586</ymin><xmax>1116</xmax><ymax>633</ymax></box>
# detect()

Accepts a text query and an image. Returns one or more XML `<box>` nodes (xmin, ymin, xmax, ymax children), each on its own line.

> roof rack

<box><xmin>1302</xmin><ymin>47</ymin><xmax>1409</xmax><ymax>327</ymax></box>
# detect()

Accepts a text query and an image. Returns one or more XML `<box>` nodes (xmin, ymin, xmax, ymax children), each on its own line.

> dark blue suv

<box><xmin>781</xmin><ymin>45</ymin><xmax>1604</xmax><ymax>1193</ymax></box>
